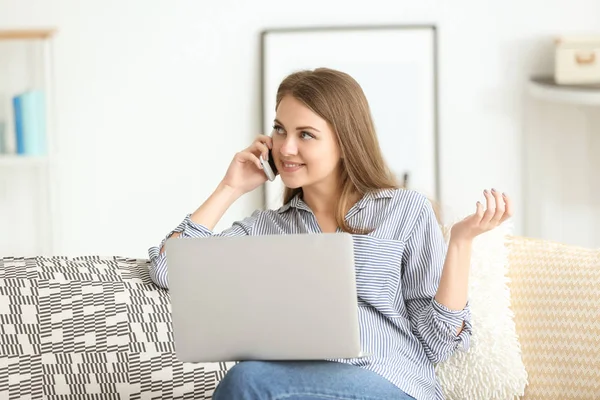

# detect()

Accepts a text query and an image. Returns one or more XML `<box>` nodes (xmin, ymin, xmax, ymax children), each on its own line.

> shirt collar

<box><xmin>275</xmin><ymin>193</ymin><xmax>310</xmax><ymax>214</ymax></box>
<box><xmin>276</xmin><ymin>188</ymin><xmax>396</xmax><ymax>214</ymax></box>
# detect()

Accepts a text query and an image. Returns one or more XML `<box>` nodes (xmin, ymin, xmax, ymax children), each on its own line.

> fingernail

<box><xmin>502</xmin><ymin>192</ymin><xmax>507</xmax><ymax>197</ymax></box>
<box><xmin>491</xmin><ymin>188</ymin><xmax>496</xmax><ymax>193</ymax></box>
<box><xmin>483</xmin><ymin>189</ymin><xmax>488</xmax><ymax>195</ymax></box>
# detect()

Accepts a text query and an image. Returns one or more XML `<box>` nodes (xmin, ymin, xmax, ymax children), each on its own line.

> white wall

<box><xmin>523</xmin><ymin>99</ymin><xmax>600</xmax><ymax>248</ymax></box>
<box><xmin>1</xmin><ymin>0</ymin><xmax>599</xmax><ymax>258</ymax></box>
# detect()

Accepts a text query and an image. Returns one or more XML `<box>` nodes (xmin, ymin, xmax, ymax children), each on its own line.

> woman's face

<box><xmin>271</xmin><ymin>95</ymin><xmax>342</xmax><ymax>191</ymax></box>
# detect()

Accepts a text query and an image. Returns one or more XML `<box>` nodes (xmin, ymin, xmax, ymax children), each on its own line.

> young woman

<box><xmin>148</xmin><ymin>68</ymin><xmax>512</xmax><ymax>400</ymax></box>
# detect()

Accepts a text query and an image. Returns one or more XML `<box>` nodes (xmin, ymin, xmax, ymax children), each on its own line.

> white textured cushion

<box><xmin>435</xmin><ymin>221</ymin><xmax>528</xmax><ymax>399</ymax></box>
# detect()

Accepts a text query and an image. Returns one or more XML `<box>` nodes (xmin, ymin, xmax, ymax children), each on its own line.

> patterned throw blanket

<box><xmin>0</xmin><ymin>256</ymin><xmax>234</xmax><ymax>399</ymax></box>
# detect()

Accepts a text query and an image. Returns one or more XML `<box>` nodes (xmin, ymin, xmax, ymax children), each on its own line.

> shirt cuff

<box><xmin>431</xmin><ymin>298</ymin><xmax>472</xmax><ymax>351</ymax></box>
<box><xmin>181</xmin><ymin>214</ymin><xmax>214</xmax><ymax>237</ymax></box>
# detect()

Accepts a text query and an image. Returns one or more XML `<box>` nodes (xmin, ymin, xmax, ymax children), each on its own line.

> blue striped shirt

<box><xmin>148</xmin><ymin>188</ymin><xmax>472</xmax><ymax>400</ymax></box>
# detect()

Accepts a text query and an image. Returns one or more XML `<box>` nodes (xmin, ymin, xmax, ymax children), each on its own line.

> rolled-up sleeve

<box><xmin>147</xmin><ymin>210</ymin><xmax>260</xmax><ymax>290</ymax></box>
<box><xmin>401</xmin><ymin>200</ymin><xmax>472</xmax><ymax>364</ymax></box>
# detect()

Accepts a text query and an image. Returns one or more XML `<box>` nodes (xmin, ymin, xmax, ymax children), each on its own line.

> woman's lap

<box><xmin>212</xmin><ymin>360</ymin><xmax>415</xmax><ymax>400</ymax></box>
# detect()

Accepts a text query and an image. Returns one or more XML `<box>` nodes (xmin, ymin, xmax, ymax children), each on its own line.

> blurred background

<box><xmin>1</xmin><ymin>0</ymin><xmax>599</xmax><ymax>259</ymax></box>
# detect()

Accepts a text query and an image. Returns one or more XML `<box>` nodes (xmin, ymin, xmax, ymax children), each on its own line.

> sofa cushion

<box><xmin>0</xmin><ymin>256</ymin><xmax>235</xmax><ymax>399</ymax></box>
<box><xmin>435</xmin><ymin>221</ymin><xmax>528</xmax><ymax>399</ymax></box>
<box><xmin>507</xmin><ymin>237</ymin><xmax>600</xmax><ymax>399</ymax></box>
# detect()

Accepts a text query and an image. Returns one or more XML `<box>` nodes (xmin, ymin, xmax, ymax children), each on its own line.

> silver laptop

<box><xmin>164</xmin><ymin>232</ymin><xmax>363</xmax><ymax>363</ymax></box>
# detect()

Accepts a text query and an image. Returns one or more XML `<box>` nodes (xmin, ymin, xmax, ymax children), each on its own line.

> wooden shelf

<box><xmin>528</xmin><ymin>76</ymin><xmax>600</xmax><ymax>106</ymax></box>
<box><xmin>0</xmin><ymin>29</ymin><xmax>57</xmax><ymax>41</ymax></box>
<box><xmin>0</xmin><ymin>154</ymin><xmax>49</xmax><ymax>167</ymax></box>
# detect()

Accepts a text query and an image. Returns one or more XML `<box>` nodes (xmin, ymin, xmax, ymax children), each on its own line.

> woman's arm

<box><xmin>149</xmin><ymin>135</ymin><xmax>274</xmax><ymax>289</ymax></box>
<box><xmin>148</xmin><ymin>184</ymin><xmax>258</xmax><ymax>290</ymax></box>
<box><xmin>148</xmin><ymin>211</ymin><xmax>260</xmax><ymax>290</ymax></box>
<box><xmin>434</xmin><ymin>240</ymin><xmax>472</xmax><ymax>334</ymax></box>
<box><xmin>435</xmin><ymin>189</ymin><xmax>513</xmax><ymax>314</ymax></box>
<box><xmin>402</xmin><ymin>189</ymin><xmax>512</xmax><ymax>364</ymax></box>
<box><xmin>401</xmin><ymin>200</ymin><xmax>471</xmax><ymax>364</ymax></box>
<box><xmin>435</xmin><ymin>239</ymin><xmax>472</xmax><ymax>311</ymax></box>
<box><xmin>159</xmin><ymin>182</ymin><xmax>243</xmax><ymax>255</ymax></box>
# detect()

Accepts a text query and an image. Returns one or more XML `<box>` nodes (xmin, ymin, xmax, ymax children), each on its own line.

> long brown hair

<box><xmin>275</xmin><ymin>68</ymin><xmax>400</xmax><ymax>234</ymax></box>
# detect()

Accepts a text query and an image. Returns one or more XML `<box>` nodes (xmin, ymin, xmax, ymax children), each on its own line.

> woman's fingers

<box><xmin>481</xmin><ymin>189</ymin><xmax>496</xmax><ymax>224</ymax></box>
<box><xmin>255</xmin><ymin>134</ymin><xmax>273</xmax><ymax>149</ymax></box>
<box><xmin>490</xmin><ymin>189</ymin><xmax>505</xmax><ymax>224</ymax></box>
<box><xmin>235</xmin><ymin>151</ymin><xmax>262</xmax><ymax>171</ymax></box>
<box><xmin>475</xmin><ymin>201</ymin><xmax>484</xmax><ymax>221</ymax></box>
<box><xmin>247</xmin><ymin>135</ymin><xmax>272</xmax><ymax>162</ymax></box>
<box><xmin>479</xmin><ymin>188</ymin><xmax>513</xmax><ymax>227</ymax></box>
<box><xmin>251</xmin><ymin>141</ymin><xmax>270</xmax><ymax>162</ymax></box>
<box><xmin>500</xmin><ymin>192</ymin><xmax>513</xmax><ymax>223</ymax></box>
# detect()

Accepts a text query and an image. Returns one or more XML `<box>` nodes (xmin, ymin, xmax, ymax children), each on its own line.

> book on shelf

<box><xmin>12</xmin><ymin>89</ymin><xmax>47</xmax><ymax>156</ymax></box>
<box><xmin>0</xmin><ymin>120</ymin><xmax>6</xmax><ymax>154</ymax></box>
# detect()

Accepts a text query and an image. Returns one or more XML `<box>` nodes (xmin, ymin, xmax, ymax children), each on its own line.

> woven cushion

<box><xmin>507</xmin><ymin>237</ymin><xmax>600</xmax><ymax>399</ymax></box>
<box><xmin>0</xmin><ymin>256</ymin><xmax>234</xmax><ymax>399</ymax></box>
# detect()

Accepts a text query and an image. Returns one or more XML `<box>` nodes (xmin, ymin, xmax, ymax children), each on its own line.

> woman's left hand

<box><xmin>450</xmin><ymin>188</ymin><xmax>513</xmax><ymax>243</ymax></box>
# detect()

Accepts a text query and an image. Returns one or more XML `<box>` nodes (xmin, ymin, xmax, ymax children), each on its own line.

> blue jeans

<box><xmin>212</xmin><ymin>360</ymin><xmax>415</xmax><ymax>400</ymax></box>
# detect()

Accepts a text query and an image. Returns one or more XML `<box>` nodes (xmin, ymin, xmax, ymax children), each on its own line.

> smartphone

<box><xmin>259</xmin><ymin>148</ymin><xmax>278</xmax><ymax>181</ymax></box>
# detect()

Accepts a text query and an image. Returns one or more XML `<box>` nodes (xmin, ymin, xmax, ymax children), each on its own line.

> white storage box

<box><xmin>555</xmin><ymin>35</ymin><xmax>600</xmax><ymax>85</ymax></box>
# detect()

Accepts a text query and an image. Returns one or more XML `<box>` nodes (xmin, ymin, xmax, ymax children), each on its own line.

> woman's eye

<box><xmin>301</xmin><ymin>131</ymin><xmax>314</xmax><ymax>140</ymax></box>
<box><xmin>272</xmin><ymin>125</ymin><xmax>285</xmax><ymax>135</ymax></box>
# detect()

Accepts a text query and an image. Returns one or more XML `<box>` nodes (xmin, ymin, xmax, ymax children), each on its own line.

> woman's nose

<box><xmin>279</xmin><ymin>138</ymin><xmax>298</xmax><ymax>156</ymax></box>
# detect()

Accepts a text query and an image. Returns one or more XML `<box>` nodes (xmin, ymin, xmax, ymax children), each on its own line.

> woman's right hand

<box><xmin>220</xmin><ymin>135</ymin><xmax>273</xmax><ymax>195</ymax></box>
